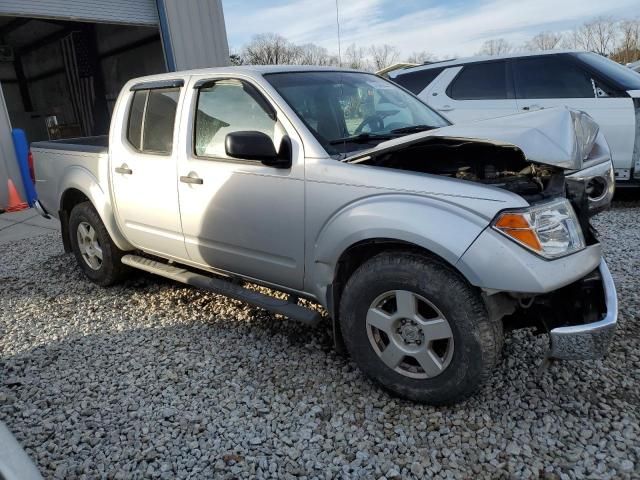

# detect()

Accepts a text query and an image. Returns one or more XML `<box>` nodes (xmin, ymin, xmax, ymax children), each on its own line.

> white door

<box><xmin>111</xmin><ymin>85</ymin><xmax>188</xmax><ymax>260</ymax></box>
<box><xmin>176</xmin><ymin>77</ymin><xmax>305</xmax><ymax>289</ymax></box>
<box><xmin>426</xmin><ymin>61</ymin><xmax>518</xmax><ymax>123</ymax></box>
<box><xmin>513</xmin><ymin>55</ymin><xmax>636</xmax><ymax>173</ymax></box>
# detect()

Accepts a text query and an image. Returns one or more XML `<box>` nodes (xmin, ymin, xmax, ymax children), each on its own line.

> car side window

<box><xmin>393</xmin><ymin>68</ymin><xmax>445</xmax><ymax>95</ymax></box>
<box><xmin>447</xmin><ymin>61</ymin><xmax>508</xmax><ymax>100</ymax></box>
<box><xmin>514</xmin><ymin>57</ymin><xmax>595</xmax><ymax>99</ymax></box>
<box><xmin>126</xmin><ymin>87</ymin><xmax>180</xmax><ymax>154</ymax></box>
<box><xmin>126</xmin><ymin>91</ymin><xmax>146</xmax><ymax>150</ymax></box>
<box><xmin>194</xmin><ymin>79</ymin><xmax>276</xmax><ymax>158</ymax></box>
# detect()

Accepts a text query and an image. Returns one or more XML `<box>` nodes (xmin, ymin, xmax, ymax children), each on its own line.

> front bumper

<box><xmin>548</xmin><ymin>259</ymin><xmax>618</xmax><ymax>360</ymax></box>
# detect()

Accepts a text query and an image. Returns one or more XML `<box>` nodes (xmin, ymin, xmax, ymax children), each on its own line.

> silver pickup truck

<box><xmin>32</xmin><ymin>66</ymin><xmax>618</xmax><ymax>405</ymax></box>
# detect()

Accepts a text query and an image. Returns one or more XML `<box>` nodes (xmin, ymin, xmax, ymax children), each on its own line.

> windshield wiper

<box><xmin>329</xmin><ymin>133</ymin><xmax>394</xmax><ymax>145</ymax></box>
<box><xmin>389</xmin><ymin>125</ymin><xmax>436</xmax><ymax>134</ymax></box>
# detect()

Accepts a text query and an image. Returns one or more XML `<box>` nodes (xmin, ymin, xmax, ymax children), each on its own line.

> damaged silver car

<box><xmin>33</xmin><ymin>67</ymin><xmax>617</xmax><ymax>404</ymax></box>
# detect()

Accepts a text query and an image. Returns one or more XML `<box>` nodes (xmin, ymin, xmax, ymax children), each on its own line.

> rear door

<box><xmin>427</xmin><ymin>60</ymin><xmax>518</xmax><ymax>122</ymax></box>
<box><xmin>111</xmin><ymin>82</ymin><xmax>188</xmax><ymax>259</ymax></box>
<box><xmin>513</xmin><ymin>54</ymin><xmax>636</xmax><ymax>175</ymax></box>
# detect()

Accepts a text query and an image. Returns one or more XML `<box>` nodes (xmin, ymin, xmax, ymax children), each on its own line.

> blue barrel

<box><xmin>11</xmin><ymin>128</ymin><xmax>37</xmax><ymax>207</ymax></box>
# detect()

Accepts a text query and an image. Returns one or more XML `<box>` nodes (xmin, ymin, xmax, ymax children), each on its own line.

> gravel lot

<box><xmin>1</xmin><ymin>201</ymin><xmax>639</xmax><ymax>480</ymax></box>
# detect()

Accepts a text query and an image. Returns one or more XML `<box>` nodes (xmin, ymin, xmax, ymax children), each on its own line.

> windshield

<box><xmin>575</xmin><ymin>52</ymin><xmax>640</xmax><ymax>90</ymax></box>
<box><xmin>264</xmin><ymin>71</ymin><xmax>450</xmax><ymax>155</ymax></box>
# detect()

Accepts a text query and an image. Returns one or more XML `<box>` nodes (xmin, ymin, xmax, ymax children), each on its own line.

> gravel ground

<box><xmin>1</xmin><ymin>201</ymin><xmax>639</xmax><ymax>480</ymax></box>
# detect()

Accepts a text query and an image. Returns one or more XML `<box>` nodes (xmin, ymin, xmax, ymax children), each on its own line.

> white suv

<box><xmin>389</xmin><ymin>51</ymin><xmax>640</xmax><ymax>183</ymax></box>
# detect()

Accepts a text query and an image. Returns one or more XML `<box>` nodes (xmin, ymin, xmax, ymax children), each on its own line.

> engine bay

<box><xmin>353</xmin><ymin>136</ymin><xmax>563</xmax><ymax>201</ymax></box>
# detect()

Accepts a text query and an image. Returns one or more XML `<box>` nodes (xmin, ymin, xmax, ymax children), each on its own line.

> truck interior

<box><xmin>0</xmin><ymin>16</ymin><xmax>167</xmax><ymax>144</ymax></box>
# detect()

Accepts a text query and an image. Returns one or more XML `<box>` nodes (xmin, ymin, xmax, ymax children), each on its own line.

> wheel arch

<box><xmin>58</xmin><ymin>170</ymin><xmax>133</xmax><ymax>253</ymax></box>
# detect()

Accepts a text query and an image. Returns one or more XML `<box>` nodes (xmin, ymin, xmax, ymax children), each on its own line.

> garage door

<box><xmin>0</xmin><ymin>0</ymin><xmax>159</xmax><ymax>26</ymax></box>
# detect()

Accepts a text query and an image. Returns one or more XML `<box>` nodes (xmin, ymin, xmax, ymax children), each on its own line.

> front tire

<box><xmin>339</xmin><ymin>252</ymin><xmax>502</xmax><ymax>405</ymax></box>
<box><xmin>69</xmin><ymin>202</ymin><xmax>128</xmax><ymax>286</ymax></box>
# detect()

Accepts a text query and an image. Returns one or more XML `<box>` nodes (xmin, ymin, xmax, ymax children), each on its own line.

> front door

<box><xmin>177</xmin><ymin>77</ymin><xmax>305</xmax><ymax>289</ymax></box>
<box><xmin>111</xmin><ymin>85</ymin><xmax>188</xmax><ymax>259</ymax></box>
<box><xmin>513</xmin><ymin>55</ymin><xmax>636</xmax><ymax>172</ymax></box>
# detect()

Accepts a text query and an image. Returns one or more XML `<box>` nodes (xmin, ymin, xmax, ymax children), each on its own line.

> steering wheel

<box><xmin>354</xmin><ymin>115</ymin><xmax>385</xmax><ymax>134</ymax></box>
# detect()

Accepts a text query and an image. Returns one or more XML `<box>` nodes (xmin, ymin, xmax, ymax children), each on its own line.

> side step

<box><xmin>121</xmin><ymin>255</ymin><xmax>322</xmax><ymax>327</ymax></box>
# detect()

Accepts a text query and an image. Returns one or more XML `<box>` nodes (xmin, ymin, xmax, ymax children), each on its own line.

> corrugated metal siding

<box><xmin>161</xmin><ymin>0</ymin><xmax>229</xmax><ymax>70</ymax></box>
<box><xmin>0</xmin><ymin>0</ymin><xmax>159</xmax><ymax>26</ymax></box>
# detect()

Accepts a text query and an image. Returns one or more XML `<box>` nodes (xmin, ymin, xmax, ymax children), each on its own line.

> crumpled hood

<box><xmin>346</xmin><ymin>107</ymin><xmax>599</xmax><ymax>170</ymax></box>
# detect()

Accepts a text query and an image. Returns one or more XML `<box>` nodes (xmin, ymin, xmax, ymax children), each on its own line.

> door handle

<box><xmin>437</xmin><ymin>105</ymin><xmax>453</xmax><ymax>111</ymax></box>
<box><xmin>522</xmin><ymin>104</ymin><xmax>543</xmax><ymax>111</ymax></box>
<box><xmin>115</xmin><ymin>165</ymin><xmax>132</xmax><ymax>175</ymax></box>
<box><xmin>180</xmin><ymin>175</ymin><xmax>203</xmax><ymax>185</ymax></box>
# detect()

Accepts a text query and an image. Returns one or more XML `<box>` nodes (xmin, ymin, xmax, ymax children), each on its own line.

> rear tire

<box><xmin>339</xmin><ymin>251</ymin><xmax>502</xmax><ymax>405</ymax></box>
<box><xmin>69</xmin><ymin>202</ymin><xmax>128</xmax><ymax>286</ymax></box>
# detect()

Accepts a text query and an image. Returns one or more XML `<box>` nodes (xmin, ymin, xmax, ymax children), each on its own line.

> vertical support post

<box><xmin>84</xmin><ymin>24</ymin><xmax>110</xmax><ymax>135</ymax></box>
<box><xmin>156</xmin><ymin>0</ymin><xmax>176</xmax><ymax>72</ymax></box>
<box><xmin>13</xmin><ymin>54</ymin><xmax>33</xmax><ymax>112</ymax></box>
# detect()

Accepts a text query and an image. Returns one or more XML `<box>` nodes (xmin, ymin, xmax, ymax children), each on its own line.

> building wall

<box><xmin>159</xmin><ymin>0</ymin><xmax>229</xmax><ymax>70</ymax></box>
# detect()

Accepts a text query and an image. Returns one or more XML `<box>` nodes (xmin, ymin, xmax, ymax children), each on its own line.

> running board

<box><xmin>121</xmin><ymin>255</ymin><xmax>322</xmax><ymax>327</ymax></box>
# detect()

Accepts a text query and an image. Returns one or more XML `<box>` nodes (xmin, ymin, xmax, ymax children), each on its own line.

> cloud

<box><xmin>223</xmin><ymin>0</ymin><xmax>638</xmax><ymax>57</ymax></box>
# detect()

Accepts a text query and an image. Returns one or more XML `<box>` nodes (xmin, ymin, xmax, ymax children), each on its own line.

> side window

<box><xmin>448</xmin><ymin>61</ymin><xmax>508</xmax><ymax>100</ymax></box>
<box><xmin>392</xmin><ymin>68</ymin><xmax>445</xmax><ymax>94</ymax></box>
<box><xmin>514</xmin><ymin>57</ymin><xmax>594</xmax><ymax>99</ymax></box>
<box><xmin>127</xmin><ymin>90</ymin><xmax>146</xmax><ymax>150</ymax></box>
<box><xmin>194</xmin><ymin>79</ymin><xmax>276</xmax><ymax>158</ymax></box>
<box><xmin>126</xmin><ymin>87</ymin><xmax>180</xmax><ymax>154</ymax></box>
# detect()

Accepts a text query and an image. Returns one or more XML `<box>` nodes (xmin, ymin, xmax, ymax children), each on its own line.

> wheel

<box><xmin>339</xmin><ymin>252</ymin><xmax>502</xmax><ymax>405</ymax></box>
<box><xmin>69</xmin><ymin>202</ymin><xmax>128</xmax><ymax>286</ymax></box>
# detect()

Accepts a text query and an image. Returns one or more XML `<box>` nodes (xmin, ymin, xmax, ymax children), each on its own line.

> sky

<box><xmin>221</xmin><ymin>0</ymin><xmax>639</xmax><ymax>58</ymax></box>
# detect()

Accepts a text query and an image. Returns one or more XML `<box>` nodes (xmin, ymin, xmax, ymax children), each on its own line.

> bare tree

<box><xmin>477</xmin><ymin>38</ymin><xmax>512</xmax><ymax>56</ymax></box>
<box><xmin>242</xmin><ymin>33</ymin><xmax>299</xmax><ymax>65</ymax></box>
<box><xmin>344</xmin><ymin>44</ymin><xmax>369</xmax><ymax>70</ymax></box>
<box><xmin>297</xmin><ymin>43</ymin><xmax>338</xmax><ymax>66</ymax></box>
<box><xmin>369</xmin><ymin>44</ymin><xmax>400</xmax><ymax>70</ymax></box>
<box><xmin>525</xmin><ymin>31</ymin><xmax>563</xmax><ymax>51</ymax></box>
<box><xmin>569</xmin><ymin>17</ymin><xmax>618</xmax><ymax>56</ymax></box>
<box><xmin>612</xmin><ymin>18</ymin><xmax>640</xmax><ymax>64</ymax></box>
<box><xmin>406</xmin><ymin>51</ymin><xmax>438</xmax><ymax>64</ymax></box>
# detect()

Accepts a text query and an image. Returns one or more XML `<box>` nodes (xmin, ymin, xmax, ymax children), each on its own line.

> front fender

<box><xmin>308</xmin><ymin>193</ymin><xmax>490</xmax><ymax>304</ymax></box>
<box><xmin>59</xmin><ymin>166</ymin><xmax>133</xmax><ymax>251</ymax></box>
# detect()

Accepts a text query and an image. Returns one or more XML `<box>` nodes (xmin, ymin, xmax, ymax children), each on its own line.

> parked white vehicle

<box><xmin>389</xmin><ymin>51</ymin><xmax>640</xmax><ymax>183</ymax></box>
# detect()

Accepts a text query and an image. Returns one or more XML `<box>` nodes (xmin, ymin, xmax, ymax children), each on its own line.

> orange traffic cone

<box><xmin>6</xmin><ymin>179</ymin><xmax>28</xmax><ymax>212</ymax></box>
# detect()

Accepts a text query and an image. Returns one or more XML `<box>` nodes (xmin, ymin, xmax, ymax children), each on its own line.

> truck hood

<box><xmin>345</xmin><ymin>107</ymin><xmax>600</xmax><ymax>171</ymax></box>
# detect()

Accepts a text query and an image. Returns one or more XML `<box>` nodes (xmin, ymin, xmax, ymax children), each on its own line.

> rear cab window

<box><xmin>447</xmin><ymin>61</ymin><xmax>510</xmax><ymax>100</ymax></box>
<box><xmin>126</xmin><ymin>85</ymin><xmax>181</xmax><ymax>155</ymax></box>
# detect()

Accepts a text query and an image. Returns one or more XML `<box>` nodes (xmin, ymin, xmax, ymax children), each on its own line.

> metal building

<box><xmin>0</xmin><ymin>0</ymin><xmax>229</xmax><ymax>206</ymax></box>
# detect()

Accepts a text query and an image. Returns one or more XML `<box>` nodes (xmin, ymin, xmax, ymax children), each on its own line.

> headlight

<box><xmin>492</xmin><ymin>198</ymin><xmax>585</xmax><ymax>259</ymax></box>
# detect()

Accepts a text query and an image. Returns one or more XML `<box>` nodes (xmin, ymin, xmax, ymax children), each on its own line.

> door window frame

<box><xmin>125</xmin><ymin>80</ymin><xmax>184</xmax><ymax>156</ymax></box>
<box><xmin>511</xmin><ymin>53</ymin><xmax>624</xmax><ymax>99</ymax></box>
<box><xmin>445</xmin><ymin>59</ymin><xmax>515</xmax><ymax>100</ymax></box>
<box><xmin>190</xmin><ymin>77</ymin><xmax>281</xmax><ymax>165</ymax></box>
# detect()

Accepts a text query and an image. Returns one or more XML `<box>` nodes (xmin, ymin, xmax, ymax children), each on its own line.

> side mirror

<box><xmin>225</xmin><ymin>131</ymin><xmax>291</xmax><ymax>168</ymax></box>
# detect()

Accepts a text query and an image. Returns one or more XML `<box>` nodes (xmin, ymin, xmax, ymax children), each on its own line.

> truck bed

<box><xmin>31</xmin><ymin>136</ymin><xmax>110</xmax><ymax>219</ymax></box>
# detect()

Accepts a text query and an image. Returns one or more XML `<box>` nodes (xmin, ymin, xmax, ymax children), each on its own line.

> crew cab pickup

<box><xmin>32</xmin><ymin>66</ymin><xmax>618</xmax><ymax>405</ymax></box>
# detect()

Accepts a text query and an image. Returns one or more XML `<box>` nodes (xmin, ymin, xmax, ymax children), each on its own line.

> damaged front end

<box><xmin>344</xmin><ymin>108</ymin><xmax>618</xmax><ymax>361</ymax></box>
<box><xmin>500</xmin><ymin>260</ymin><xmax>617</xmax><ymax>360</ymax></box>
<box><xmin>346</xmin><ymin>108</ymin><xmax>615</xmax><ymax>216</ymax></box>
